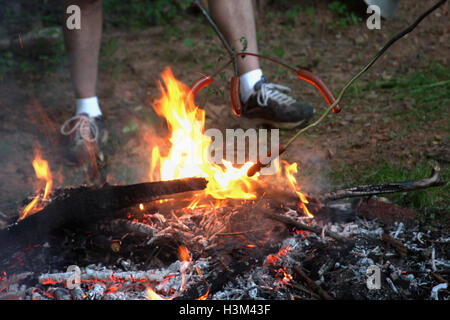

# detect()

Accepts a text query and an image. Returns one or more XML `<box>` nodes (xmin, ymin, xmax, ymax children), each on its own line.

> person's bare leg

<box><xmin>208</xmin><ymin>0</ymin><xmax>260</xmax><ymax>75</ymax></box>
<box><xmin>63</xmin><ymin>0</ymin><xmax>102</xmax><ymax>99</ymax></box>
<box><xmin>61</xmin><ymin>0</ymin><xmax>106</xmax><ymax>170</ymax></box>
<box><xmin>206</xmin><ymin>0</ymin><xmax>314</xmax><ymax>128</ymax></box>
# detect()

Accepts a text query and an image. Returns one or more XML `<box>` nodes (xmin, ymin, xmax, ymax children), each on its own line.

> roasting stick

<box><xmin>246</xmin><ymin>0</ymin><xmax>448</xmax><ymax>177</ymax></box>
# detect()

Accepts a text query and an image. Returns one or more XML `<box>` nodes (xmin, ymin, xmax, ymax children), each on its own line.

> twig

<box><xmin>381</xmin><ymin>233</ymin><xmax>407</xmax><ymax>257</ymax></box>
<box><xmin>293</xmin><ymin>265</ymin><xmax>332</xmax><ymax>300</ymax></box>
<box><xmin>263</xmin><ymin>210</ymin><xmax>351</xmax><ymax>243</ymax></box>
<box><xmin>319</xmin><ymin>164</ymin><xmax>443</xmax><ymax>202</ymax></box>
<box><xmin>111</xmin><ymin>219</ymin><xmax>156</xmax><ymax>237</ymax></box>
<box><xmin>431</xmin><ymin>272</ymin><xmax>448</xmax><ymax>284</ymax></box>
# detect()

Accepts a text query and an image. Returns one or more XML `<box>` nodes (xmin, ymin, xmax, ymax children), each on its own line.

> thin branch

<box><xmin>293</xmin><ymin>265</ymin><xmax>333</xmax><ymax>300</ymax></box>
<box><xmin>319</xmin><ymin>164</ymin><xmax>444</xmax><ymax>202</ymax></box>
<box><xmin>263</xmin><ymin>209</ymin><xmax>351</xmax><ymax>243</ymax></box>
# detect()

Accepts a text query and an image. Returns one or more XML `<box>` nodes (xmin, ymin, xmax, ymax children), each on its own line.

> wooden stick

<box><xmin>263</xmin><ymin>210</ymin><xmax>351</xmax><ymax>243</ymax></box>
<box><xmin>319</xmin><ymin>164</ymin><xmax>443</xmax><ymax>202</ymax></box>
<box><xmin>381</xmin><ymin>233</ymin><xmax>407</xmax><ymax>257</ymax></box>
<box><xmin>293</xmin><ymin>265</ymin><xmax>332</xmax><ymax>300</ymax></box>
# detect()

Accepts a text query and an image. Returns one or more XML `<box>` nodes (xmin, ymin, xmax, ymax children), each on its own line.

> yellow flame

<box><xmin>32</xmin><ymin>153</ymin><xmax>52</xmax><ymax>200</ymax></box>
<box><xmin>148</xmin><ymin>67</ymin><xmax>311</xmax><ymax>215</ymax></box>
<box><xmin>284</xmin><ymin>162</ymin><xmax>314</xmax><ymax>217</ymax></box>
<box><xmin>147</xmin><ymin>288</ymin><xmax>170</xmax><ymax>300</ymax></box>
<box><xmin>19</xmin><ymin>152</ymin><xmax>53</xmax><ymax>221</ymax></box>
<box><xmin>148</xmin><ymin>68</ymin><xmax>259</xmax><ymax>202</ymax></box>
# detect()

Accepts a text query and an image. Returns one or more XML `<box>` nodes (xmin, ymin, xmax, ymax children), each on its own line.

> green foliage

<box><xmin>285</xmin><ymin>4</ymin><xmax>302</xmax><ymax>20</ymax></box>
<box><xmin>328</xmin><ymin>1</ymin><xmax>360</xmax><ymax>28</ymax></box>
<box><xmin>328</xmin><ymin>1</ymin><xmax>347</xmax><ymax>15</ymax></box>
<box><xmin>305</xmin><ymin>7</ymin><xmax>315</xmax><ymax>16</ymax></box>
<box><xmin>0</xmin><ymin>52</ymin><xmax>16</xmax><ymax>75</ymax></box>
<box><xmin>100</xmin><ymin>37</ymin><xmax>126</xmax><ymax>76</ymax></box>
<box><xmin>0</xmin><ymin>37</ymin><xmax>66</xmax><ymax>76</ymax></box>
<box><xmin>183</xmin><ymin>38</ymin><xmax>195</xmax><ymax>49</ymax></box>
<box><xmin>272</xmin><ymin>47</ymin><xmax>286</xmax><ymax>59</ymax></box>
<box><xmin>103</xmin><ymin>0</ymin><xmax>193</xmax><ymax>29</ymax></box>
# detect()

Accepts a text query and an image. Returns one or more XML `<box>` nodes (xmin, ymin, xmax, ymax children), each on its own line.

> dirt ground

<box><xmin>0</xmin><ymin>1</ymin><xmax>448</xmax><ymax>216</ymax></box>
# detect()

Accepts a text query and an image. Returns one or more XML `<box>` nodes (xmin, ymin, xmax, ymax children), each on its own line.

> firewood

<box><xmin>0</xmin><ymin>177</ymin><xmax>207</xmax><ymax>248</ymax></box>
<box><xmin>293</xmin><ymin>265</ymin><xmax>333</xmax><ymax>300</ymax></box>
<box><xmin>381</xmin><ymin>233</ymin><xmax>408</xmax><ymax>257</ymax></box>
<box><xmin>111</xmin><ymin>219</ymin><xmax>156</xmax><ymax>237</ymax></box>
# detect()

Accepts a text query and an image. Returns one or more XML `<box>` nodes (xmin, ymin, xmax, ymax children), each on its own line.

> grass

<box><xmin>327</xmin><ymin>1</ymin><xmax>360</xmax><ymax>29</ymax></box>
<box><xmin>0</xmin><ymin>36</ymin><xmax>66</xmax><ymax>77</ymax></box>
<box><xmin>326</xmin><ymin>61</ymin><xmax>449</xmax><ymax>218</ymax></box>
<box><xmin>368</xmin><ymin>62</ymin><xmax>450</xmax><ymax>124</ymax></box>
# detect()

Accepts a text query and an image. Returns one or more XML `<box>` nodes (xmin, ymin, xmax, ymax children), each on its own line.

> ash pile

<box><xmin>0</xmin><ymin>186</ymin><xmax>448</xmax><ymax>300</ymax></box>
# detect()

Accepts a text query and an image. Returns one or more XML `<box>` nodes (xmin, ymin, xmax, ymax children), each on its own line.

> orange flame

<box><xmin>148</xmin><ymin>68</ymin><xmax>259</xmax><ymax>202</ymax></box>
<box><xmin>147</xmin><ymin>67</ymin><xmax>312</xmax><ymax>216</ymax></box>
<box><xmin>284</xmin><ymin>162</ymin><xmax>313</xmax><ymax>217</ymax></box>
<box><xmin>19</xmin><ymin>151</ymin><xmax>53</xmax><ymax>221</ymax></box>
<box><xmin>178</xmin><ymin>245</ymin><xmax>191</xmax><ymax>262</ymax></box>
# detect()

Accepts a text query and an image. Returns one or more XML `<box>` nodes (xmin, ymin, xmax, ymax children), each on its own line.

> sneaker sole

<box><xmin>233</xmin><ymin>116</ymin><xmax>309</xmax><ymax>130</ymax></box>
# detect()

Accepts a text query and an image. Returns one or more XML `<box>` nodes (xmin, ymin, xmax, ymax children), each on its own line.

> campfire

<box><xmin>0</xmin><ymin>69</ymin><xmax>447</xmax><ymax>302</ymax></box>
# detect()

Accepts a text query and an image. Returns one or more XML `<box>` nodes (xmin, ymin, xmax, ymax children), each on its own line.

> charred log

<box><xmin>0</xmin><ymin>177</ymin><xmax>207</xmax><ymax>249</ymax></box>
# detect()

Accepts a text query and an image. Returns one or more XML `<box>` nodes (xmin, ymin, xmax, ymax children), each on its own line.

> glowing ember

<box><xmin>19</xmin><ymin>151</ymin><xmax>53</xmax><ymax>221</ymax></box>
<box><xmin>276</xmin><ymin>267</ymin><xmax>293</xmax><ymax>285</ymax></box>
<box><xmin>264</xmin><ymin>245</ymin><xmax>292</xmax><ymax>267</ymax></box>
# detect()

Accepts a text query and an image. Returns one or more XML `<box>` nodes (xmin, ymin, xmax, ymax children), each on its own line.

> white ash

<box><xmin>1</xmin><ymin>202</ymin><xmax>448</xmax><ymax>300</ymax></box>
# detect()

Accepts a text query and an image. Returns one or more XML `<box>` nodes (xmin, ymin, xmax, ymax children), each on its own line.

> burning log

<box><xmin>0</xmin><ymin>177</ymin><xmax>207</xmax><ymax>248</ymax></box>
<box><xmin>319</xmin><ymin>165</ymin><xmax>443</xmax><ymax>202</ymax></box>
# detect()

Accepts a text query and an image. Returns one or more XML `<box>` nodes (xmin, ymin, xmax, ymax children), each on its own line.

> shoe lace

<box><xmin>256</xmin><ymin>82</ymin><xmax>297</xmax><ymax>107</ymax></box>
<box><xmin>60</xmin><ymin>114</ymin><xmax>98</xmax><ymax>142</ymax></box>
